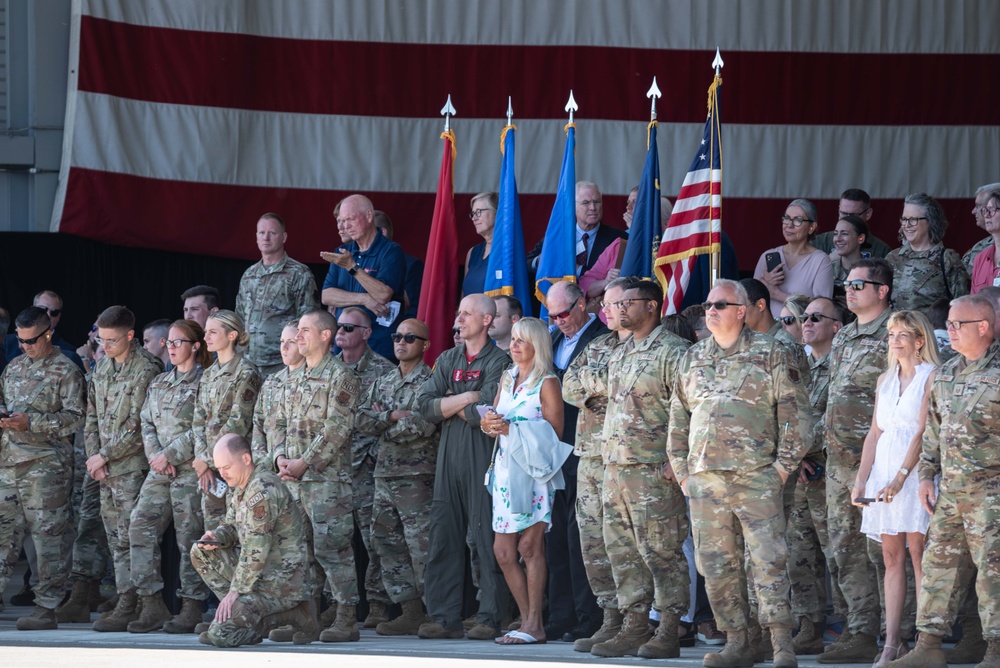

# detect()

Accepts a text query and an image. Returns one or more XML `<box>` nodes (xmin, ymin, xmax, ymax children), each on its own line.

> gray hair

<box><xmin>576</xmin><ymin>181</ymin><xmax>601</xmax><ymax>197</ymax></box>
<box><xmin>712</xmin><ymin>278</ymin><xmax>749</xmax><ymax>305</ymax></box>
<box><xmin>903</xmin><ymin>192</ymin><xmax>948</xmax><ymax>244</ymax></box>
<box><xmin>787</xmin><ymin>198</ymin><xmax>818</xmax><ymax>224</ymax></box>
<box><xmin>975</xmin><ymin>182</ymin><xmax>1000</xmax><ymax>196</ymax></box>
<box><xmin>981</xmin><ymin>187</ymin><xmax>1000</xmax><ymax>210</ymax></box>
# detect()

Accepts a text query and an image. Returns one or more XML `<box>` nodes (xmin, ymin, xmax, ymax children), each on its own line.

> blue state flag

<box><xmin>620</xmin><ymin>122</ymin><xmax>661</xmax><ymax>280</ymax></box>
<box><xmin>484</xmin><ymin>125</ymin><xmax>533</xmax><ymax>317</ymax></box>
<box><xmin>535</xmin><ymin>124</ymin><xmax>577</xmax><ymax>320</ymax></box>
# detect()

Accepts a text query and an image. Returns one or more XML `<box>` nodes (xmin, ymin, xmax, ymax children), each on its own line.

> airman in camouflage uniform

<box><xmin>891</xmin><ymin>295</ymin><xmax>1000</xmax><ymax>668</ymax></box>
<box><xmin>235</xmin><ymin>214</ymin><xmax>318</xmax><ymax>376</ymax></box>
<box><xmin>0</xmin><ymin>307</ymin><xmax>86</xmax><ymax>629</ymax></box>
<box><xmin>356</xmin><ymin>318</ymin><xmax>438</xmax><ymax>635</ymax></box>
<box><xmin>250</xmin><ymin>321</ymin><xmax>305</xmax><ymax>470</ymax></box>
<box><xmin>670</xmin><ymin>280</ymin><xmax>809</xmax><ymax>668</ymax></box>
<box><xmin>192</xmin><ymin>434</ymin><xmax>314</xmax><ymax>648</ymax></box>
<box><xmin>86</xmin><ymin>307</ymin><xmax>164</xmax><ymax>632</ymax></box>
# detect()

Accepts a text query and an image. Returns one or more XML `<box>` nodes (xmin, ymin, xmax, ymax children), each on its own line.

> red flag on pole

<box><xmin>417</xmin><ymin>130</ymin><xmax>459</xmax><ymax>364</ymax></box>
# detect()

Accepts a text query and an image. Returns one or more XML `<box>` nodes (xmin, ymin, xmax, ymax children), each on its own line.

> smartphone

<box><xmin>765</xmin><ymin>252</ymin><xmax>782</xmax><ymax>272</ymax></box>
<box><xmin>0</xmin><ymin>412</ymin><xmax>10</xmax><ymax>420</ymax></box>
<box><xmin>208</xmin><ymin>477</ymin><xmax>229</xmax><ymax>499</ymax></box>
<box><xmin>854</xmin><ymin>497</ymin><xmax>878</xmax><ymax>504</ymax></box>
<box><xmin>805</xmin><ymin>463</ymin><xmax>824</xmax><ymax>481</ymax></box>
<box><xmin>196</xmin><ymin>539</ymin><xmax>222</xmax><ymax>546</ymax></box>
<box><xmin>476</xmin><ymin>405</ymin><xmax>495</xmax><ymax>419</ymax></box>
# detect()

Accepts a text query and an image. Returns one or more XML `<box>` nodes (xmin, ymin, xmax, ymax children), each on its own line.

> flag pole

<box><xmin>710</xmin><ymin>48</ymin><xmax>724</xmax><ymax>284</ymax></box>
<box><xmin>441</xmin><ymin>94</ymin><xmax>456</xmax><ymax>132</ymax></box>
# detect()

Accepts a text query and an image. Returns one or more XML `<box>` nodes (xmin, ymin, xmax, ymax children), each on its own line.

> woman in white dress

<box><xmin>481</xmin><ymin>317</ymin><xmax>563</xmax><ymax>645</ymax></box>
<box><xmin>852</xmin><ymin>310</ymin><xmax>939</xmax><ymax>667</ymax></box>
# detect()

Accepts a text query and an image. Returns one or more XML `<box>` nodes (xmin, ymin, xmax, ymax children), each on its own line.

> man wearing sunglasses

<box><xmin>0</xmin><ymin>306</ymin><xmax>86</xmax><ymax>630</ymax></box>
<box><xmin>355</xmin><ymin>319</ymin><xmax>438</xmax><ymax>635</ymax></box>
<box><xmin>670</xmin><ymin>279</ymin><xmax>809</xmax><ymax>668</ymax></box>
<box><xmin>4</xmin><ymin>290</ymin><xmax>85</xmax><ymax>374</ymax></box>
<box><xmin>819</xmin><ymin>258</ymin><xmax>894</xmax><ymax>664</ymax></box>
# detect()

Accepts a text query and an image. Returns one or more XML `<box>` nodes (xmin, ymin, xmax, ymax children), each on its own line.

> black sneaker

<box><xmin>679</xmin><ymin>622</ymin><xmax>697</xmax><ymax>648</ymax></box>
<box><xmin>11</xmin><ymin>584</ymin><xmax>35</xmax><ymax>607</ymax></box>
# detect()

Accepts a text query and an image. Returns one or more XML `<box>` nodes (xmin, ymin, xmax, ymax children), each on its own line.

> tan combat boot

<box><xmin>376</xmin><ymin>598</ymin><xmax>426</xmax><ymax>636</ymax></box>
<box><xmin>288</xmin><ymin>600</ymin><xmax>321</xmax><ymax>644</ymax></box>
<box><xmin>771</xmin><ymin>625</ymin><xmax>798</xmax><ymax>668</ymax></box>
<box><xmin>945</xmin><ymin>614</ymin><xmax>987</xmax><ymax>664</ymax></box>
<box><xmin>750</xmin><ymin>618</ymin><xmax>773</xmax><ymax>661</ymax></box>
<box><xmin>792</xmin><ymin>617</ymin><xmax>825</xmax><ymax>655</ymax></box>
<box><xmin>127</xmin><ymin>593</ymin><xmax>173</xmax><ymax>633</ymax></box>
<box><xmin>975</xmin><ymin>640</ymin><xmax>1000</xmax><ymax>668</ymax></box>
<box><xmin>883</xmin><ymin>633</ymin><xmax>945</xmax><ymax>668</ymax></box>
<box><xmin>591</xmin><ymin>610</ymin><xmax>652</xmax><ymax>658</ymax></box>
<box><xmin>97</xmin><ymin>592</ymin><xmax>119</xmax><ymax>616</ymax></box>
<box><xmin>319</xmin><ymin>603</ymin><xmax>360</xmax><ymax>642</ymax></box>
<box><xmin>92</xmin><ymin>589</ymin><xmax>141</xmax><ymax>632</ymax></box>
<box><xmin>817</xmin><ymin>631</ymin><xmax>879</xmax><ymax>663</ymax></box>
<box><xmin>55</xmin><ymin>580</ymin><xmax>91</xmax><ymax>623</ymax></box>
<box><xmin>16</xmin><ymin>605</ymin><xmax>58</xmax><ymax>631</ymax></box>
<box><xmin>574</xmin><ymin>607</ymin><xmax>624</xmax><ymax>653</ymax></box>
<box><xmin>363</xmin><ymin>600</ymin><xmax>389</xmax><ymax>628</ymax></box>
<box><xmin>163</xmin><ymin>598</ymin><xmax>203</xmax><ymax>634</ymax></box>
<box><xmin>319</xmin><ymin>600</ymin><xmax>338</xmax><ymax>628</ymax></box>
<box><xmin>704</xmin><ymin>628</ymin><xmax>755</xmax><ymax>668</ymax></box>
<box><xmin>638</xmin><ymin>611</ymin><xmax>682</xmax><ymax>659</ymax></box>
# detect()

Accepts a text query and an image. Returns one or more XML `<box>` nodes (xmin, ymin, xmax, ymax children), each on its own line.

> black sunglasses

<box><xmin>338</xmin><ymin>324</ymin><xmax>370</xmax><ymax>333</ymax></box>
<box><xmin>779</xmin><ymin>315</ymin><xmax>803</xmax><ymax>326</ymax></box>
<box><xmin>17</xmin><ymin>326</ymin><xmax>50</xmax><ymax>345</ymax></box>
<box><xmin>701</xmin><ymin>301</ymin><xmax>743</xmax><ymax>311</ymax></box>
<box><xmin>802</xmin><ymin>313</ymin><xmax>838</xmax><ymax>324</ymax></box>
<box><xmin>391</xmin><ymin>333</ymin><xmax>427</xmax><ymax>344</ymax></box>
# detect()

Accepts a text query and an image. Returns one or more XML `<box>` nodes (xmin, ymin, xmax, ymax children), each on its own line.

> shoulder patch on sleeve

<box><xmin>247</xmin><ymin>491</ymin><xmax>265</xmax><ymax>507</ymax></box>
<box><xmin>253</xmin><ymin>504</ymin><xmax>266</xmax><ymax>520</ymax></box>
<box><xmin>788</xmin><ymin>367</ymin><xmax>801</xmax><ymax>384</ymax></box>
<box><xmin>242</xmin><ymin>388</ymin><xmax>256</xmax><ymax>403</ymax></box>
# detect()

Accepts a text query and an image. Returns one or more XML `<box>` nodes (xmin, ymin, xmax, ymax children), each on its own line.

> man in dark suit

<box><xmin>544</xmin><ymin>280</ymin><xmax>609</xmax><ymax>641</ymax></box>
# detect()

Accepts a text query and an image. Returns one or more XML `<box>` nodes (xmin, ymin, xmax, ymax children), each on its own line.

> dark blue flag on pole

<box><xmin>484</xmin><ymin>124</ymin><xmax>533</xmax><ymax>316</ymax></box>
<box><xmin>534</xmin><ymin>124</ymin><xmax>577</xmax><ymax>320</ymax></box>
<box><xmin>620</xmin><ymin>121</ymin><xmax>660</xmax><ymax>280</ymax></box>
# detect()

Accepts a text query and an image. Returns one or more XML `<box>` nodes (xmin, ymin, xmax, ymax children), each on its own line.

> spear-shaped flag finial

<box><xmin>713</xmin><ymin>48</ymin><xmax>724</xmax><ymax>76</ymax></box>
<box><xmin>646</xmin><ymin>76</ymin><xmax>662</xmax><ymax>121</ymax></box>
<box><xmin>564</xmin><ymin>90</ymin><xmax>578</xmax><ymax>124</ymax></box>
<box><xmin>506</xmin><ymin>96</ymin><xmax>514</xmax><ymax>126</ymax></box>
<box><xmin>440</xmin><ymin>94</ymin><xmax>457</xmax><ymax>132</ymax></box>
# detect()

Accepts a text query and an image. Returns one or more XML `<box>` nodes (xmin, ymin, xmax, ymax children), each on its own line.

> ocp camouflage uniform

<box><xmin>561</xmin><ymin>330</ymin><xmax>623</xmax><ymax>613</ymax></box>
<box><xmin>885</xmin><ymin>243</ymin><xmax>969</xmax><ymax>312</ymax></box>
<box><xmin>339</xmin><ymin>347</ymin><xmax>395</xmax><ymax>608</ymax></box>
<box><xmin>190</xmin><ymin>465</ymin><xmax>312</xmax><ymax>647</ymax></box>
<box><xmin>272</xmin><ymin>353</ymin><xmax>361</xmax><ymax>605</ymax></box>
<box><xmin>193</xmin><ymin>354</ymin><xmax>262</xmax><ymax>529</ymax></box>
<box><xmin>669</xmin><ymin>326</ymin><xmax>809</xmax><ymax>631</ymax></box>
<box><xmin>129</xmin><ymin>366</ymin><xmax>208</xmax><ymax>601</ymax></box>
<box><xmin>0</xmin><ymin>347</ymin><xmax>86</xmax><ymax>609</ymax></box>
<box><xmin>915</xmin><ymin>340</ymin><xmax>1000</xmax><ymax>640</ymax></box>
<box><xmin>235</xmin><ymin>253</ymin><xmax>318</xmax><ymax>375</ymax></box>
<box><xmin>356</xmin><ymin>360</ymin><xmax>438</xmax><ymax>603</ymax></box>
<box><xmin>961</xmin><ymin>236</ymin><xmax>993</xmax><ymax>276</ymax></box>
<box><xmin>768</xmin><ymin>321</ymin><xmax>813</xmax><ymax>387</ymax></box>
<box><xmin>824</xmin><ymin>307</ymin><xmax>890</xmax><ymax>637</ymax></box>
<box><xmin>250</xmin><ymin>366</ymin><xmax>292</xmax><ymax>471</ymax></box>
<box><xmin>602</xmin><ymin>325</ymin><xmax>690</xmax><ymax>617</ymax></box>
<box><xmin>85</xmin><ymin>341</ymin><xmax>162</xmax><ymax>594</ymax></box>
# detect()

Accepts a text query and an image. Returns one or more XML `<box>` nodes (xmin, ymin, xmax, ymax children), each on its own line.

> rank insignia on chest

<box><xmin>253</xmin><ymin>504</ymin><xmax>266</xmax><ymax>520</ymax></box>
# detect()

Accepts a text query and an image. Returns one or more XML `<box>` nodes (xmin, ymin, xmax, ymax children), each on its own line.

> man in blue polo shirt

<box><xmin>321</xmin><ymin>194</ymin><xmax>405</xmax><ymax>361</ymax></box>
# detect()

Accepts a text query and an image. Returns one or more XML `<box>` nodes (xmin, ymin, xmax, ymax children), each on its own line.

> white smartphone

<box><xmin>476</xmin><ymin>405</ymin><xmax>494</xmax><ymax>419</ymax></box>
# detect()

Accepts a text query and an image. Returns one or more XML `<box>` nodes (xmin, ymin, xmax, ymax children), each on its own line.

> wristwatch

<box><xmin>899</xmin><ymin>467</ymin><xmax>910</xmax><ymax>477</ymax></box>
<box><xmin>348</xmin><ymin>265</ymin><xmax>359</xmax><ymax>276</ymax></box>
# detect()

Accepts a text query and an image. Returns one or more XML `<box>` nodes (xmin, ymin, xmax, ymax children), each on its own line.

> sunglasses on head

<box><xmin>391</xmin><ymin>333</ymin><xmax>427</xmax><ymax>344</ymax></box>
<box><xmin>17</xmin><ymin>326</ymin><xmax>50</xmax><ymax>346</ymax></box>
<box><xmin>338</xmin><ymin>324</ymin><xmax>369</xmax><ymax>333</ymax></box>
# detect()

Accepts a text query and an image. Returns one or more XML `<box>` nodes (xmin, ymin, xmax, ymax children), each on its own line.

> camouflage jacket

<box><xmin>669</xmin><ymin>326</ymin><xmax>810</xmax><ymax>480</ymax></box>
<box><xmin>338</xmin><ymin>347</ymin><xmax>395</xmax><ymax>470</ymax></box>
<box><xmin>767</xmin><ymin>321</ymin><xmax>813</xmax><ymax>386</ymax></box>
<box><xmin>214</xmin><ymin>466</ymin><xmax>311</xmax><ymax>600</ymax></box>
<box><xmin>356</xmin><ymin>361</ymin><xmax>438</xmax><ymax>478</ymax></box>
<box><xmin>886</xmin><ymin>243</ymin><xmax>969</xmax><ymax>312</ymax></box>
<box><xmin>235</xmin><ymin>253</ymin><xmax>318</xmax><ymax>368</ymax></box>
<box><xmin>920</xmin><ymin>340</ymin><xmax>1000</xmax><ymax>492</ymax></box>
<box><xmin>140</xmin><ymin>365</ymin><xmax>202</xmax><ymax>471</ymax></box>
<box><xmin>805</xmin><ymin>352</ymin><xmax>831</xmax><ymax>460</ymax></box>
<box><xmin>962</xmin><ymin>236</ymin><xmax>993</xmax><ymax>277</ymax></box>
<box><xmin>603</xmin><ymin>325</ymin><xmax>690</xmax><ymax>465</ymax></box>
<box><xmin>561</xmin><ymin>331</ymin><xmax>627</xmax><ymax>459</ymax></box>
<box><xmin>85</xmin><ymin>341</ymin><xmax>163</xmax><ymax>478</ymax></box>
<box><xmin>250</xmin><ymin>366</ymin><xmax>293</xmax><ymax>471</ymax></box>
<box><xmin>0</xmin><ymin>347</ymin><xmax>86</xmax><ymax>465</ymax></box>
<box><xmin>193</xmin><ymin>355</ymin><xmax>262</xmax><ymax>469</ymax></box>
<box><xmin>272</xmin><ymin>353</ymin><xmax>360</xmax><ymax>483</ymax></box>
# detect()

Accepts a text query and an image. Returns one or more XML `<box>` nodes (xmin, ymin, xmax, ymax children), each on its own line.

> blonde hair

<box><xmin>783</xmin><ymin>294</ymin><xmax>811</xmax><ymax>320</ymax></box>
<box><xmin>207</xmin><ymin>309</ymin><xmax>250</xmax><ymax>348</ymax></box>
<box><xmin>886</xmin><ymin>310</ymin><xmax>940</xmax><ymax>371</ymax></box>
<box><xmin>509</xmin><ymin>317</ymin><xmax>554</xmax><ymax>390</ymax></box>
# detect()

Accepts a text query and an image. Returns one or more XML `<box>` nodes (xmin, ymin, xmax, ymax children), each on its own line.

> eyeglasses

<box><xmin>981</xmin><ymin>207</ymin><xmax>999</xmax><ymax>218</ymax></box>
<box><xmin>843</xmin><ymin>279</ymin><xmax>885</xmax><ymax>291</ymax></box>
<box><xmin>802</xmin><ymin>313</ymin><xmax>839</xmax><ymax>324</ymax></box>
<box><xmin>779</xmin><ymin>315</ymin><xmax>804</xmax><ymax>326</ymax></box>
<box><xmin>781</xmin><ymin>215</ymin><xmax>813</xmax><ymax>227</ymax></box>
<box><xmin>577</xmin><ymin>199</ymin><xmax>602</xmax><ymax>209</ymax></box>
<box><xmin>899</xmin><ymin>216</ymin><xmax>928</xmax><ymax>228</ymax></box>
<box><xmin>95</xmin><ymin>334</ymin><xmax>128</xmax><ymax>346</ymax></box>
<box><xmin>611</xmin><ymin>298</ymin><xmax>652</xmax><ymax>310</ymax></box>
<box><xmin>469</xmin><ymin>208</ymin><xmax>493</xmax><ymax>220</ymax></box>
<box><xmin>946</xmin><ymin>319</ymin><xmax>986</xmax><ymax>331</ymax></box>
<box><xmin>551</xmin><ymin>297</ymin><xmax>581</xmax><ymax>321</ymax></box>
<box><xmin>39</xmin><ymin>307</ymin><xmax>62</xmax><ymax>317</ymax></box>
<box><xmin>16</xmin><ymin>326</ymin><xmax>50</xmax><ymax>345</ymax></box>
<box><xmin>391</xmin><ymin>333</ymin><xmax>427</xmax><ymax>344</ymax></box>
<box><xmin>338</xmin><ymin>323</ymin><xmax>370</xmax><ymax>333</ymax></box>
<box><xmin>838</xmin><ymin>207</ymin><xmax>871</xmax><ymax>218</ymax></box>
<box><xmin>701</xmin><ymin>301</ymin><xmax>743</xmax><ymax>311</ymax></box>
<box><xmin>335</xmin><ymin>213</ymin><xmax>362</xmax><ymax>225</ymax></box>
<box><xmin>165</xmin><ymin>338</ymin><xmax>196</xmax><ymax>348</ymax></box>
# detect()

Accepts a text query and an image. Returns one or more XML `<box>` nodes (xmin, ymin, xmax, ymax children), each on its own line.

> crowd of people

<box><xmin>0</xmin><ymin>184</ymin><xmax>999</xmax><ymax>668</ymax></box>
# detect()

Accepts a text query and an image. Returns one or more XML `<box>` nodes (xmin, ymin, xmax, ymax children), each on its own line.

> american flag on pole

<box><xmin>655</xmin><ymin>74</ymin><xmax>723</xmax><ymax>315</ymax></box>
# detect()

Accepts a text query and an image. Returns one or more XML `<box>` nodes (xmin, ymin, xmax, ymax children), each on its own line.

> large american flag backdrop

<box><xmin>52</xmin><ymin>0</ymin><xmax>1000</xmax><ymax>269</ymax></box>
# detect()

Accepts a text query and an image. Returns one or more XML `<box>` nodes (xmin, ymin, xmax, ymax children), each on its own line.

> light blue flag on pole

<box><xmin>620</xmin><ymin>121</ymin><xmax>661</xmax><ymax>280</ymax></box>
<box><xmin>534</xmin><ymin>124</ymin><xmax>577</xmax><ymax>320</ymax></box>
<box><xmin>484</xmin><ymin>124</ymin><xmax>533</xmax><ymax>317</ymax></box>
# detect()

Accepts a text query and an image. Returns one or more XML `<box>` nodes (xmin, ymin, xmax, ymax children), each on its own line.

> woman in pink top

<box><xmin>970</xmin><ymin>187</ymin><xmax>1000</xmax><ymax>294</ymax></box>
<box><xmin>754</xmin><ymin>198</ymin><xmax>834</xmax><ymax>318</ymax></box>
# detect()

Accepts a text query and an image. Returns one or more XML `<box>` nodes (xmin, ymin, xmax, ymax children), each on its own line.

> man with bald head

<box><xmin>416</xmin><ymin>294</ymin><xmax>510</xmax><ymax>640</ymax></box>
<box><xmin>892</xmin><ymin>295</ymin><xmax>1000</xmax><ymax>668</ymax></box>
<box><xmin>321</xmin><ymin>194</ymin><xmax>406</xmax><ymax>361</ymax></box>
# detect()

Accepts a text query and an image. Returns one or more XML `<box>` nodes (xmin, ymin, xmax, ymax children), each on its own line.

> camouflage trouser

<box><xmin>99</xmin><ymin>469</ymin><xmax>146</xmax><ymax>594</ymax></box>
<box><xmin>288</xmin><ymin>478</ymin><xmax>359</xmax><ymax>606</ymax></box>
<box><xmin>353</xmin><ymin>460</ymin><xmax>389</xmax><ymax>605</ymax></box>
<box><xmin>950</xmin><ymin>552</ymin><xmax>979</xmax><ymax>628</ymax></box>
<box><xmin>69</xmin><ymin>472</ymin><xmax>111</xmax><ymax>580</ymax></box>
<box><xmin>0</xmin><ymin>453</ymin><xmax>73</xmax><ymax>609</ymax></box>
<box><xmin>689</xmin><ymin>467</ymin><xmax>792</xmax><ymax>631</ymax></box>
<box><xmin>786</xmin><ymin>474</ymin><xmax>846</xmax><ymax>621</ymax></box>
<box><xmin>190</xmin><ymin>544</ymin><xmax>297</xmax><ymax>647</ymax></box>
<box><xmin>603</xmin><ymin>462</ymin><xmax>689</xmax><ymax>616</ymax></box>
<box><xmin>917</xmin><ymin>484</ymin><xmax>1000</xmax><ymax>640</ymax></box>
<box><xmin>577</xmin><ymin>455</ymin><xmax>616</xmax><ymax>610</ymax></box>
<box><xmin>826</xmin><ymin>469</ymin><xmax>880</xmax><ymax>636</ymax></box>
<box><xmin>371</xmin><ymin>474</ymin><xmax>433</xmax><ymax>603</ymax></box>
<box><xmin>868</xmin><ymin>536</ymin><xmax>917</xmax><ymax>637</ymax></box>
<box><xmin>129</xmin><ymin>467</ymin><xmax>208</xmax><ymax>600</ymax></box>
<box><xmin>200</xmin><ymin>481</ymin><xmax>228</xmax><ymax>533</ymax></box>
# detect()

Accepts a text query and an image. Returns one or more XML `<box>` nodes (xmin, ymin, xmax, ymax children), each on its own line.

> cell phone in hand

<box><xmin>855</xmin><ymin>497</ymin><xmax>878</xmax><ymax>504</ymax></box>
<box><xmin>196</xmin><ymin>539</ymin><xmax>222</xmax><ymax>546</ymax></box>
<box><xmin>805</xmin><ymin>463</ymin><xmax>824</xmax><ymax>481</ymax></box>
<box><xmin>765</xmin><ymin>252</ymin><xmax>782</xmax><ymax>272</ymax></box>
<box><xmin>208</xmin><ymin>478</ymin><xmax>229</xmax><ymax>499</ymax></box>
<box><xmin>0</xmin><ymin>412</ymin><xmax>10</xmax><ymax>420</ymax></box>
<box><xmin>476</xmin><ymin>405</ymin><xmax>494</xmax><ymax>419</ymax></box>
